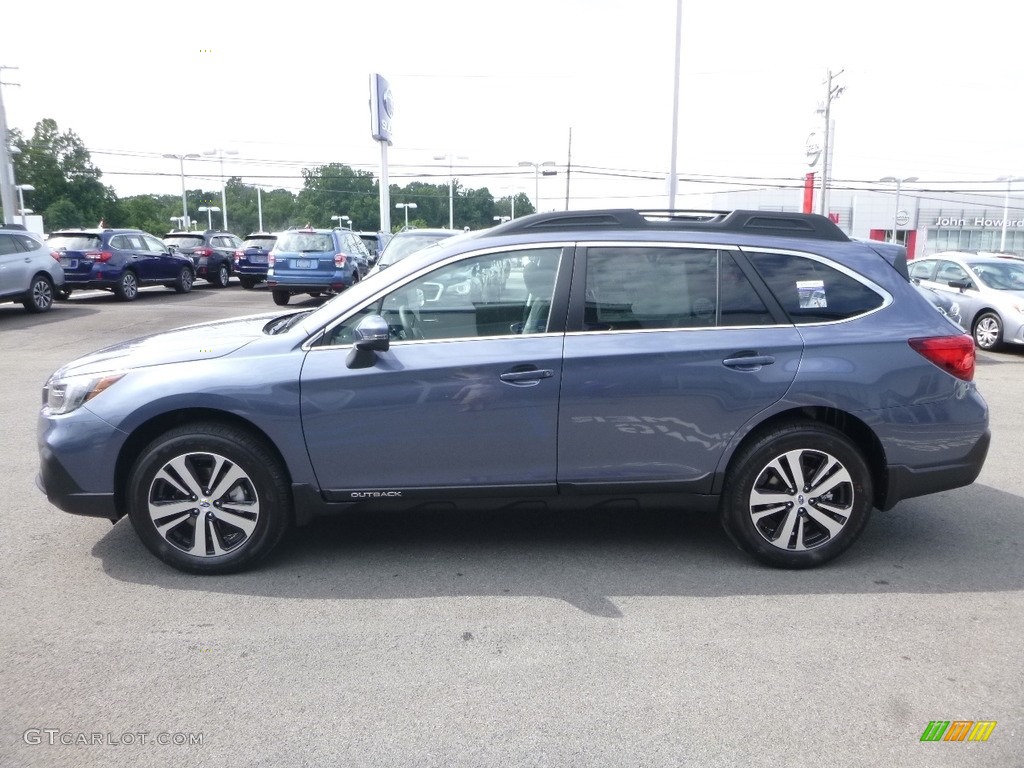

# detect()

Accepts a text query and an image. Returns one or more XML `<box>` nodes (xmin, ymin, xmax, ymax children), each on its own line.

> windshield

<box><xmin>275</xmin><ymin>232</ymin><xmax>335</xmax><ymax>253</ymax></box>
<box><xmin>970</xmin><ymin>261</ymin><xmax>1024</xmax><ymax>290</ymax></box>
<box><xmin>244</xmin><ymin>237</ymin><xmax>276</xmax><ymax>249</ymax></box>
<box><xmin>377</xmin><ymin>232</ymin><xmax>458</xmax><ymax>267</ymax></box>
<box><xmin>48</xmin><ymin>234</ymin><xmax>102</xmax><ymax>250</ymax></box>
<box><xmin>164</xmin><ymin>236</ymin><xmax>205</xmax><ymax>248</ymax></box>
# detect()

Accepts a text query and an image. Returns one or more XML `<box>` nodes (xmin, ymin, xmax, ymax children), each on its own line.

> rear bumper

<box><xmin>265</xmin><ymin>276</ymin><xmax>354</xmax><ymax>293</ymax></box>
<box><xmin>880</xmin><ymin>428</ymin><xmax>991</xmax><ymax>510</ymax></box>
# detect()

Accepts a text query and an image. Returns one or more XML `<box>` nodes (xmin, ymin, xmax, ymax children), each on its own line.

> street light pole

<box><xmin>15</xmin><ymin>183</ymin><xmax>33</xmax><ymax>226</ymax></box>
<box><xmin>163</xmin><ymin>153</ymin><xmax>199</xmax><ymax>231</ymax></box>
<box><xmin>395</xmin><ymin>202</ymin><xmax>417</xmax><ymax>228</ymax></box>
<box><xmin>518</xmin><ymin>160</ymin><xmax>556</xmax><ymax>213</ymax></box>
<box><xmin>997</xmin><ymin>175</ymin><xmax>1024</xmax><ymax>250</ymax></box>
<box><xmin>433</xmin><ymin>152</ymin><xmax>467</xmax><ymax>229</ymax></box>
<box><xmin>198</xmin><ymin>205</ymin><xmax>220</xmax><ymax>230</ymax></box>
<box><xmin>204</xmin><ymin>148</ymin><xmax>238</xmax><ymax>232</ymax></box>
<box><xmin>880</xmin><ymin>176</ymin><xmax>918</xmax><ymax>244</ymax></box>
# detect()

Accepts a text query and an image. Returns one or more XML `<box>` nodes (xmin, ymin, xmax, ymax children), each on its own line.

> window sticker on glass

<box><xmin>797</xmin><ymin>280</ymin><xmax>827</xmax><ymax>308</ymax></box>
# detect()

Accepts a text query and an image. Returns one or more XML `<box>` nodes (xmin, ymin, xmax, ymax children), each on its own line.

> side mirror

<box><xmin>948</xmin><ymin>278</ymin><xmax>971</xmax><ymax>291</ymax></box>
<box><xmin>347</xmin><ymin>314</ymin><xmax>390</xmax><ymax>368</ymax></box>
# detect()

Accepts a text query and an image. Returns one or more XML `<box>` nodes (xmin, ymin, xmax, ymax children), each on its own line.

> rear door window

<box><xmin>581</xmin><ymin>246</ymin><xmax>774</xmax><ymax>331</ymax></box>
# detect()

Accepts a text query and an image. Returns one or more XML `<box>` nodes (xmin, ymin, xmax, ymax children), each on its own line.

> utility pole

<box><xmin>564</xmin><ymin>126</ymin><xmax>573</xmax><ymax>210</ymax></box>
<box><xmin>0</xmin><ymin>66</ymin><xmax>20</xmax><ymax>226</ymax></box>
<box><xmin>817</xmin><ymin>68</ymin><xmax>845</xmax><ymax>217</ymax></box>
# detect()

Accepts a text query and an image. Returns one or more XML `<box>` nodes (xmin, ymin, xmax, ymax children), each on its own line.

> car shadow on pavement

<box><xmin>0</xmin><ymin>303</ymin><xmax>102</xmax><ymax>325</ymax></box>
<box><xmin>91</xmin><ymin>482</ymin><xmax>1023</xmax><ymax>617</ymax></box>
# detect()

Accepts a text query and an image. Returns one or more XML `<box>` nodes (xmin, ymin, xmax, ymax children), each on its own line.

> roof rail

<box><xmin>485</xmin><ymin>208</ymin><xmax>849</xmax><ymax>242</ymax></box>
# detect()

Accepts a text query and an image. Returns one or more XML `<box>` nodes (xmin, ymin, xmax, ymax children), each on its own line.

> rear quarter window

<box><xmin>744</xmin><ymin>250</ymin><xmax>884</xmax><ymax>323</ymax></box>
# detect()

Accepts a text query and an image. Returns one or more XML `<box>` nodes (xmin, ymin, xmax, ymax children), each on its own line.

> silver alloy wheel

<box><xmin>120</xmin><ymin>272</ymin><xmax>138</xmax><ymax>299</ymax></box>
<box><xmin>31</xmin><ymin>277</ymin><xmax>53</xmax><ymax>310</ymax></box>
<box><xmin>217</xmin><ymin>265</ymin><xmax>229</xmax><ymax>287</ymax></box>
<box><xmin>747</xmin><ymin>448</ymin><xmax>855</xmax><ymax>551</ymax></box>
<box><xmin>974</xmin><ymin>314</ymin><xmax>1000</xmax><ymax>349</ymax></box>
<box><xmin>147</xmin><ymin>451</ymin><xmax>260</xmax><ymax>557</ymax></box>
<box><xmin>181</xmin><ymin>269</ymin><xmax>193</xmax><ymax>291</ymax></box>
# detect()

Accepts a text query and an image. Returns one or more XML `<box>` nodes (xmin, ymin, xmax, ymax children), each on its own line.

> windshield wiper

<box><xmin>266</xmin><ymin>311</ymin><xmax>312</xmax><ymax>335</ymax></box>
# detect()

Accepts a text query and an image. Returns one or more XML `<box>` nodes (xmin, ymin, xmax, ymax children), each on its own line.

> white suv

<box><xmin>0</xmin><ymin>228</ymin><xmax>65</xmax><ymax>313</ymax></box>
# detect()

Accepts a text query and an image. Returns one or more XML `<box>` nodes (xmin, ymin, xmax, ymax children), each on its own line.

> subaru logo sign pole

<box><xmin>370</xmin><ymin>73</ymin><xmax>394</xmax><ymax>234</ymax></box>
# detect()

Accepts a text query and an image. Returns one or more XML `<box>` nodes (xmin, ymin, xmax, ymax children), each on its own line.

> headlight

<box><xmin>43</xmin><ymin>372</ymin><xmax>126</xmax><ymax>415</ymax></box>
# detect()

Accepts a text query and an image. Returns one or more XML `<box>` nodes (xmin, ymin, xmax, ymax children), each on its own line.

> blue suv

<box><xmin>36</xmin><ymin>209</ymin><xmax>989</xmax><ymax>574</ymax></box>
<box><xmin>48</xmin><ymin>228</ymin><xmax>195</xmax><ymax>301</ymax></box>
<box><xmin>265</xmin><ymin>227</ymin><xmax>371</xmax><ymax>305</ymax></box>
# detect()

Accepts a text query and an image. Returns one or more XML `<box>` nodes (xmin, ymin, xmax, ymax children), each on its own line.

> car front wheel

<box><xmin>272</xmin><ymin>290</ymin><xmax>290</xmax><ymax>306</ymax></box>
<box><xmin>720</xmin><ymin>422</ymin><xmax>873</xmax><ymax>569</ymax></box>
<box><xmin>126</xmin><ymin>423</ymin><xmax>292</xmax><ymax>574</ymax></box>
<box><xmin>114</xmin><ymin>271</ymin><xmax>139</xmax><ymax>301</ymax></box>
<box><xmin>973</xmin><ymin>312</ymin><xmax>1002</xmax><ymax>350</ymax></box>
<box><xmin>23</xmin><ymin>274</ymin><xmax>55</xmax><ymax>313</ymax></box>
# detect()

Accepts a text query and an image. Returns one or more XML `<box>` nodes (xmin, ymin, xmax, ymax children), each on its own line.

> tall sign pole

<box><xmin>370</xmin><ymin>74</ymin><xmax>394</xmax><ymax>235</ymax></box>
<box><xmin>0</xmin><ymin>66</ymin><xmax>19</xmax><ymax>225</ymax></box>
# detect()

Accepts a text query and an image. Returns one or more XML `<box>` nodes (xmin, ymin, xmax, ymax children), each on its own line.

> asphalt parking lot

<box><xmin>1</xmin><ymin>282</ymin><xmax>1021</xmax><ymax>767</ymax></box>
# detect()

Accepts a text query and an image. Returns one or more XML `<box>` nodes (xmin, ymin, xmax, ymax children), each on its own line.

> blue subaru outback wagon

<box><xmin>37</xmin><ymin>209</ymin><xmax>989</xmax><ymax>573</ymax></box>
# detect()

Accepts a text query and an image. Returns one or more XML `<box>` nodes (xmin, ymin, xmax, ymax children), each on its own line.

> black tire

<box><xmin>114</xmin><ymin>270</ymin><xmax>139</xmax><ymax>301</ymax></box>
<box><xmin>973</xmin><ymin>312</ymin><xmax>1002</xmax><ymax>351</ymax></box>
<box><xmin>720</xmin><ymin>421</ymin><xmax>873</xmax><ymax>569</ymax></box>
<box><xmin>56</xmin><ymin>287</ymin><xmax>72</xmax><ymax>301</ymax></box>
<box><xmin>174</xmin><ymin>266</ymin><xmax>194</xmax><ymax>294</ymax></box>
<box><xmin>272</xmin><ymin>290</ymin><xmax>290</xmax><ymax>306</ymax></box>
<box><xmin>239</xmin><ymin>277</ymin><xmax>257</xmax><ymax>290</ymax></box>
<box><xmin>22</xmin><ymin>274</ymin><xmax>55</xmax><ymax>313</ymax></box>
<box><xmin>212</xmin><ymin>262</ymin><xmax>230</xmax><ymax>288</ymax></box>
<box><xmin>126</xmin><ymin>423</ymin><xmax>292</xmax><ymax>574</ymax></box>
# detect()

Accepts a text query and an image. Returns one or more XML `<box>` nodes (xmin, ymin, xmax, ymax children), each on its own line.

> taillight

<box><xmin>50</xmin><ymin>250</ymin><xmax>61</xmax><ymax>262</ymax></box>
<box><xmin>268</xmin><ymin>253</ymin><xmax>276</xmax><ymax>266</ymax></box>
<box><xmin>194</xmin><ymin>247</ymin><xmax>213</xmax><ymax>257</ymax></box>
<box><xmin>233</xmin><ymin>249</ymin><xmax>243</xmax><ymax>264</ymax></box>
<box><xmin>85</xmin><ymin>251</ymin><xmax>113</xmax><ymax>262</ymax></box>
<box><xmin>334</xmin><ymin>253</ymin><xmax>348</xmax><ymax>268</ymax></box>
<box><xmin>909</xmin><ymin>335</ymin><xmax>976</xmax><ymax>381</ymax></box>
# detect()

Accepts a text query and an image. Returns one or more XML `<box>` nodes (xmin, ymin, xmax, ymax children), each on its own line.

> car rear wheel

<box><xmin>55</xmin><ymin>287</ymin><xmax>72</xmax><ymax>301</ymax></box>
<box><xmin>272</xmin><ymin>290</ymin><xmax>290</xmax><ymax>306</ymax></box>
<box><xmin>126</xmin><ymin>423</ymin><xmax>292</xmax><ymax>574</ymax></box>
<box><xmin>174</xmin><ymin>266</ymin><xmax>194</xmax><ymax>293</ymax></box>
<box><xmin>114</xmin><ymin>271</ymin><xmax>139</xmax><ymax>301</ymax></box>
<box><xmin>720</xmin><ymin>422</ymin><xmax>873</xmax><ymax>569</ymax></box>
<box><xmin>23</xmin><ymin>274</ymin><xmax>55</xmax><ymax>313</ymax></box>
<box><xmin>973</xmin><ymin>312</ymin><xmax>1002</xmax><ymax>350</ymax></box>
<box><xmin>239</xmin><ymin>277</ymin><xmax>257</xmax><ymax>290</ymax></box>
<box><xmin>212</xmin><ymin>263</ymin><xmax>230</xmax><ymax>288</ymax></box>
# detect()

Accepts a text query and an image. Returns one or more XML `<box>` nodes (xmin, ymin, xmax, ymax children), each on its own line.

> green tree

<box><xmin>298</xmin><ymin>164</ymin><xmax>379</xmax><ymax>231</ymax></box>
<box><xmin>9</xmin><ymin>118</ymin><xmax>118</xmax><ymax>229</ymax></box>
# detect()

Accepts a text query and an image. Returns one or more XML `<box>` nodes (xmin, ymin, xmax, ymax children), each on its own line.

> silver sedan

<box><xmin>909</xmin><ymin>253</ymin><xmax>1024</xmax><ymax>350</ymax></box>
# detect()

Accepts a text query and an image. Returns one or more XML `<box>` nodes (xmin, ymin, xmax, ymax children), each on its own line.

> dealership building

<box><xmin>709</xmin><ymin>186</ymin><xmax>1024</xmax><ymax>260</ymax></box>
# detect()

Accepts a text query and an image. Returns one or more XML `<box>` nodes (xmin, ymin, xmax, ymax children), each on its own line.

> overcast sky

<box><xmin>4</xmin><ymin>0</ymin><xmax>1023</xmax><ymax>212</ymax></box>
